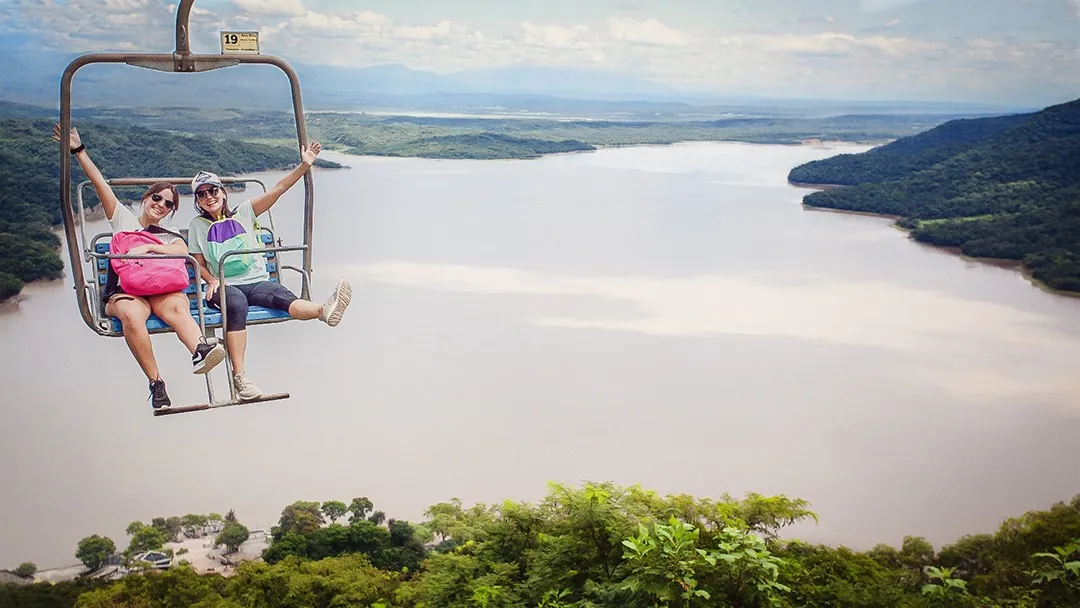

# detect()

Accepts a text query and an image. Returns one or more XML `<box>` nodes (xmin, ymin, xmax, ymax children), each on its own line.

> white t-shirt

<box><xmin>108</xmin><ymin>204</ymin><xmax>183</xmax><ymax>245</ymax></box>
<box><xmin>101</xmin><ymin>205</ymin><xmax>185</xmax><ymax>304</ymax></box>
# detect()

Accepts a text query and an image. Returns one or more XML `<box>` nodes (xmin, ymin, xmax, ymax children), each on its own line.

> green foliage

<box><xmin>274</xmin><ymin>501</ymin><xmax>326</xmax><ymax>538</ymax></box>
<box><xmin>349</xmin><ymin>133</ymin><xmax>594</xmax><ymax>159</ymax></box>
<box><xmin>0</xmin><ymin>272</ymin><xmax>21</xmax><ymax>300</ymax></box>
<box><xmin>1030</xmin><ymin>538</ymin><xmax>1080</xmax><ymax>605</ymax></box>
<box><xmin>790</xmin><ymin>97</ymin><xmax>1080</xmax><ymax>292</ymax></box>
<box><xmin>321</xmin><ymin>500</ymin><xmax>348</xmax><ymax>523</ymax></box>
<box><xmin>75</xmin><ymin>535</ymin><xmax>116</xmax><ymax>571</ymax></box>
<box><xmin>22</xmin><ymin>486</ymin><xmax>1080</xmax><ymax>608</ymax></box>
<box><xmin>13</xmin><ymin>563</ymin><xmax>36</xmax><ymax>578</ymax></box>
<box><xmin>621</xmin><ymin>517</ymin><xmax>791</xmax><ymax>607</ymax></box>
<box><xmin>127</xmin><ymin>526</ymin><xmax>167</xmax><ymax>555</ymax></box>
<box><xmin>216</xmin><ymin>523</ymin><xmax>250</xmax><ymax>553</ymax></box>
<box><xmin>348</xmin><ymin>497</ymin><xmax>375</xmax><ymax>523</ymax></box>
<box><xmin>0</xmin><ymin>234</ymin><xmax>64</xmax><ymax>284</ymax></box>
<box><xmin>0</xmin><ymin>578</ymin><xmax>111</xmax><ymax>608</ymax></box>
<box><xmin>921</xmin><ymin>566</ymin><xmax>972</xmax><ymax>607</ymax></box>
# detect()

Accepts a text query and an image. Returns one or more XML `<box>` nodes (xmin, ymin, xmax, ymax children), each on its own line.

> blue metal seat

<box><xmin>95</xmin><ymin>230</ymin><xmax>293</xmax><ymax>334</ymax></box>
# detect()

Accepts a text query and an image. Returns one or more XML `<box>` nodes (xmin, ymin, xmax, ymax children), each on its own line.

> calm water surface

<box><xmin>2</xmin><ymin>142</ymin><xmax>1079</xmax><ymax>568</ymax></box>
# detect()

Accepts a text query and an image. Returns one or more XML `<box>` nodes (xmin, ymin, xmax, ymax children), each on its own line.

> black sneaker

<box><xmin>149</xmin><ymin>379</ymin><xmax>171</xmax><ymax>409</ymax></box>
<box><xmin>192</xmin><ymin>341</ymin><xmax>225</xmax><ymax>374</ymax></box>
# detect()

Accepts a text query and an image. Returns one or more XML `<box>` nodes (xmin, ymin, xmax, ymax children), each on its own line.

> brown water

<box><xmin>2</xmin><ymin>142</ymin><xmax>1079</xmax><ymax>569</ymax></box>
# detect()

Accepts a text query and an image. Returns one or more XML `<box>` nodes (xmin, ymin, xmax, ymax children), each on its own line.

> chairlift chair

<box><xmin>58</xmin><ymin>0</ymin><xmax>316</xmax><ymax>416</ymax></box>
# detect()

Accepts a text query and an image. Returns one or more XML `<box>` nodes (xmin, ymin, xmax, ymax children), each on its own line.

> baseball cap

<box><xmin>191</xmin><ymin>171</ymin><xmax>223</xmax><ymax>193</ymax></box>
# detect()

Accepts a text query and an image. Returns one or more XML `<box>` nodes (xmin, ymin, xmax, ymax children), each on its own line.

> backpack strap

<box><xmin>144</xmin><ymin>224</ymin><xmax>184</xmax><ymax>242</ymax></box>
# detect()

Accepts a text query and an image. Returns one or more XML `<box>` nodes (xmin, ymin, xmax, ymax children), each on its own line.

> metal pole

<box><xmin>176</xmin><ymin>0</ymin><xmax>194</xmax><ymax>56</ymax></box>
<box><xmin>60</xmin><ymin>57</ymin><xmax>95</xmax><ymax>334</ymax></box>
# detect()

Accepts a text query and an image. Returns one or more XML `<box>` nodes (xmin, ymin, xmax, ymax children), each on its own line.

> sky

<box><xmin>0</xmin><ymin>0</ymin><xmax>1078</xmax><ymax>104</ymax></box>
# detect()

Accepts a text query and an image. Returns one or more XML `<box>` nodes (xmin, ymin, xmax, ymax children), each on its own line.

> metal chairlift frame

<box><xmin>58</xmin><ymin>0</ymin><xmax>315</xmax><ymax>415</ymax></box>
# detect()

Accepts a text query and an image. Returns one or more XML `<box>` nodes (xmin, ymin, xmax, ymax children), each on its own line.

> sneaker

<box><xmin>149</xmin><ymin>378</ymin><xmax>171</xmax><ymax>409</ymax></box>
<box><xmin>233</xmin><ymin>372</ymin><xmax>264</xmax><ymax>401</ymax></box>
<box><xmin>192</xmin><ymin>341</ymin><xmax>225</xmax><ymax>374</ymax></box>
<box><xmin>319</xmin><ymin>279</ymin><xmax>352</xmax><ymax>327</ymax></box>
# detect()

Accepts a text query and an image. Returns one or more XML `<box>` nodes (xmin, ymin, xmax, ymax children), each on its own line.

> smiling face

<box><xmin>139</xmin><ymin>183</ymin><xmax>179</xmax><ymax>224</ymax></box>
<box><xmin>195</xmin><ymin>184</ymin><xmax>225</xmax><ymax>217</ymax></box>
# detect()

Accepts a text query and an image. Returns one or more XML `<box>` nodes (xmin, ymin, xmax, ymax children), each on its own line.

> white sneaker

<box><xmin>319</xmin><ymin>279</ymin><xmax>352</xmax><ymax>327</ymax></box>
<box><xmin>233</xmin><ymin>372</ymin><xmax>263</xmax><ymax>401</ymax></box>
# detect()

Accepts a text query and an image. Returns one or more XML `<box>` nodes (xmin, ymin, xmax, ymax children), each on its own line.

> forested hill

<box><xmin>0</xmin><ymin>118</ymin><xmax>342</xmax><ymax>302</ymax></box>
<box><xmin>787</xmin><ymin>97</ymin><xmax>1080</xmax><ymax>293</ymax></box>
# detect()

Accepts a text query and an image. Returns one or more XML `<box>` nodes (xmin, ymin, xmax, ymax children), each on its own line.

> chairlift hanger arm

<box><xmin>60</xmin><ymin>0</ymin><xmax>315</xmax><ymax>336</ymax></box>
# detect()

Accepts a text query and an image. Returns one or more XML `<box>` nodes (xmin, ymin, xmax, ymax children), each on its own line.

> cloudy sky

<box><xmin>1</xmin><ymin>0</ymin><xmax>1078</xmax><ymax>104</ymax></box>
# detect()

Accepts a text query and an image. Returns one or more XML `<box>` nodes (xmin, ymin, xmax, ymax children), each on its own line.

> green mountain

<box><xmin>789</xmin><ymin>98</ymin><xmax>1080</xmax><ymax>293</ymax></box>
<box><xmin>0</xmin><ymin>118</ymin><xmax>342</xmax><ymax>302</ymax></box>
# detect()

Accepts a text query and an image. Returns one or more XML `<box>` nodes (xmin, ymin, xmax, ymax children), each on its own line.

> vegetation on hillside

<box><xmin>3</xmin><ymin>483</ymin><xmax>1079</xmax><ymax>608</ymax></box>
<box><xmin>788</xmin><ymin>98</ymin><xmax>1080</xmax><ymax>293</ymax></box>
<box><xmin>64</xmin><ymin>105</ymin><xmax>960</xmax><ymax>155</ymax></box>
<box><xmin>0</xmin><ymin>117</ymin><xmax>341</xmax><ymax>302</ymax></box>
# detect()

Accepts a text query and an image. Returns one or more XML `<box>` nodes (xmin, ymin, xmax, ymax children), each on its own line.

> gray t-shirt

<box><xmin>187</xmin><ymin>200</ymin><xmax>269</xmax><ymax>286</ymax></box>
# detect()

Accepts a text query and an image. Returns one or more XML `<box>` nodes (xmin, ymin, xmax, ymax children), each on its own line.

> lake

<box><xmin>2</xmin><ymin>142</ymin><xmax>1079</xmax><ymax>569</ymax></box>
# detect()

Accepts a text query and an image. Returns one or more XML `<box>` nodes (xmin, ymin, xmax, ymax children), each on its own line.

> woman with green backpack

<box><xmin>187</xmin><ymin>141</ymin><xmax>352</xmax><ymax>401</ymax></box>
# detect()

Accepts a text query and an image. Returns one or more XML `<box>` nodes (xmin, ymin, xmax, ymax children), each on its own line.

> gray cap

<box><xmin>191</xmin><ymin>171</ymin><xmax>223</xmax><ymax>193</ymax></box>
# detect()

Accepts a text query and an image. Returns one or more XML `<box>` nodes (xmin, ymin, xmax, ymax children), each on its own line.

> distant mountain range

<box><xmin>0</xmin><ymin>44</ymin><xmax>1028</xmax><ymax>119</ymax></box>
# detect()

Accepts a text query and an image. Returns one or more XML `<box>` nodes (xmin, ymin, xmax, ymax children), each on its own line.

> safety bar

<box><xmin>88</xmin><ymin>251</ymin><xmax>210</xmax><ymax>337</ymax></box>
<box><xmin>60</xmin><ymin>0</ymin><xmax>315</xmax><ymax>336</ymax></box>
<box><xmin>214</xmin><ymin>244</ymin><xmax>308</xmax><ymax>402</ymax></box>
<box><xmin>280</xmin><ymin>265</ymin><xmax>311</xmax><ymax>298</ymax></box>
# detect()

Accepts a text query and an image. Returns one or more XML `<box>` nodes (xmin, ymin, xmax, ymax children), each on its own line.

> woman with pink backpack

<box><xmin>55</xmin><ymin>124</ymin><xmax>225</xmax><ymax>409</ymax></box>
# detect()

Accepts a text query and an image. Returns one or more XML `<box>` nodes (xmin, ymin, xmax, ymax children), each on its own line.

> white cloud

<box><xmin>1070</xmin><ymin>0</ymin><xmax>1080</xmax><ymax>17</ymax></box>
<box><xmin>607</xmin><ymin>17</ymin><xmax>689</xmax><ymax>46</ymax></box>
<box><xmin>885</xmin><ymin>19</ymin><xmax>901</xmax><ymax>27</ymax></box>
<box><xmin>233</xmin><ymin>0</ymin><xmax>306</xmax><ymax>17</ymax></box>
<box><xmin>738</xmin><ymin>32</ymin><xmax>944</xmax><ymax>56</ymax></box>
<box><xmin>4</xmin><ymin>0</ymin><xmax>1076</xmax><ymax>103</ymax></box>
<box><xmin>518</xmin><ymin>22</ymin><xmax>592</xmax><ymax>49</ymax></box>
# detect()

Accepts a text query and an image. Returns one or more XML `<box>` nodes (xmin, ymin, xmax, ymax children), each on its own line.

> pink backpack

<box><xmin>110</xmin><ymin>230</ymin><xmax>191</xmax><ymax>296</ymax></box>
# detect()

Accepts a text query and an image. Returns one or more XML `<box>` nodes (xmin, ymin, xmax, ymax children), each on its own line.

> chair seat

<box><xmin>109</xmin><ymin>306</ymin><xmax>293</xmax><ymax>333</ymax></box>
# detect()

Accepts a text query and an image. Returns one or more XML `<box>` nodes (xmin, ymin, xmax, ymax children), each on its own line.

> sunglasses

<box><xmin>195</xmin><ymin>186</ymin><xmax>221</xmax><ymax>200</ymax></box>
<box><xmin>150</xmin><ymin>193</ymin><xmax>177</xmax><ymax>209</ymax></box>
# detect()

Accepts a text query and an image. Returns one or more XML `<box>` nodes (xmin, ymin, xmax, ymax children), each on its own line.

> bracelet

<box><xmin>71</xmin><ymin>144</ymin><xmax>85</xmax><ymax>155</ymax></box>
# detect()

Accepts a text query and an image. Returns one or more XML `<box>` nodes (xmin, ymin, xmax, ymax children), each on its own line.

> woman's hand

<box><xmin>205</xmin><ymin>277</ymin><xmax>220</xmax><ymax>301</ymax></box>
<box><xmin>300</xmin><ymin>141</ymin><xmax>321</xmax><ymax>166</ymax></box>
<box><xmin>52</xmin><ymin>124</ymin><xmax>82</xmax><ymax>152</ymax></box>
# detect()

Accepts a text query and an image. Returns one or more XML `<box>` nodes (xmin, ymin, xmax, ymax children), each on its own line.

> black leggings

<box><xmin>208</xmin><ymin>281</ymin><xmax>298</xmax><ymax>332</ymax></box>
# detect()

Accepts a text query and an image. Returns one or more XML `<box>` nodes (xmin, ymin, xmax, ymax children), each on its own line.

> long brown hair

<box><xmin>141</xmin><ymin>182</ymin><xmax>180</xmax><ymax>218</ymax></box>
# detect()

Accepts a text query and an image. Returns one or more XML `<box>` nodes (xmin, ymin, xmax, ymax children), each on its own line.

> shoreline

<box><xmin>330</xmin><ymin>138</ymin><xmax>881</xmax><ymax>162</ymax></box>
<box><xmin>791</xmin><ymin>182</ymin><xmax>1080</xmax><ymax>299</ymax></box>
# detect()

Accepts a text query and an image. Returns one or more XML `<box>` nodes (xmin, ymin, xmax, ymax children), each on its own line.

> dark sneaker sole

<box><xmin>324</xmin><ymin>280</ymin><xmax>352</xmax><ymax>327</ymax></box>
<box><xmin>193</xmin><ymin>344</ymin><xmax>226</xmax><ymax>374</ymax></box>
